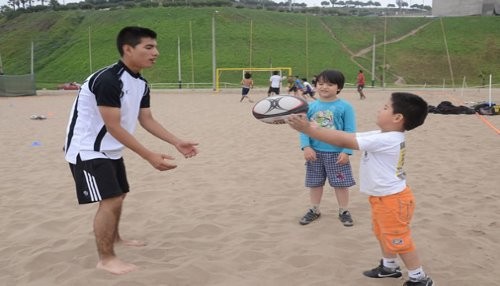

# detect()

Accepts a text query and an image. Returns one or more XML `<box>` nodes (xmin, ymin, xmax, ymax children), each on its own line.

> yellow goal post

<box><xmin>215</xmin><ymin>67</ymin><xmax>292</xmax><ymax>91</ymax></box>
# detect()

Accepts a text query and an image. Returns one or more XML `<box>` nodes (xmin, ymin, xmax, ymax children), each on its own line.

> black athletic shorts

<box><xmin>268</xmin><ymin>87</ymin><xmax>280</xmax><ymax>95</ymax></box>
<box><xmin>69</xmin><ymin>155</ymin><xmax>130</xmax><ymax>204</ymax></box>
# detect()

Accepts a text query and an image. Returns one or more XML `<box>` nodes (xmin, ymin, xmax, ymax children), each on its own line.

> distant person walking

<box><xmin>292</xmin><ymin>76</ymin><xmax>306</xmax><ymax>100</ymax></box>
<box><xmin>288</xmin><ymin>75</ymin><xmax>297</xmax><ymax>94</ymax></box>
<box><xmin>268</xmin><ymin>71</ymin><xmax>283</xmax><ymax>96</ymax></box>
<box><xmin>357</xmin><ymin>70</ymin><xmax>366</xmax><ymax>100</ymax></box>
<box><xmin>240</xmin><ymin>72</ymin><xmax>254</xmax><ymax>103</ymax></box>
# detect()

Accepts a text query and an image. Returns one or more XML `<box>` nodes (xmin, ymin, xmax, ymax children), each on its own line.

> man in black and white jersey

<box><xmin>64</xmin><ymin>26</ymin><xmax>199</xmax><ymax>275</ymax></box>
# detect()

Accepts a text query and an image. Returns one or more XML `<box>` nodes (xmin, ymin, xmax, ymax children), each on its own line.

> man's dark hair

<box><xmin>316</xmin><ymin>69</ymin><xmax>345</xmax><ymax>93</ymax></box>
<box><xmin>391</xmin><ymin>92</ymin><xmax>428</xmax><ymax>131</ymax></box>
<box><xmin>116</xmin><ymin>26</ymin><xmax>157</xmax><ymax>56</ymax></box>
<box><xmin>273</xmin><ymin>71</ymin><xmax>279</xmax><ymax>75</ymax></box>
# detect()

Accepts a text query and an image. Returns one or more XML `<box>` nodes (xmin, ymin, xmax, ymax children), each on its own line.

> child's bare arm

<box><xmin>288</xmin><ymin>114</ymin><xmax>359</xmax><ymax>150</ymax></box>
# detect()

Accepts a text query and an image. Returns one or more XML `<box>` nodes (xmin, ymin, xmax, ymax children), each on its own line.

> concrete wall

<box><xmin>432</xmin><ymin>0</ymin><xmax>500</xmax><ymax>16</ymax></box>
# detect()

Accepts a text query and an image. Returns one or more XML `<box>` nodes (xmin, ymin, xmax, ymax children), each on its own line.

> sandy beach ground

<box><xmin>0</xmin><ymin>87</ymin><xmax>499</xmax><ymax>286</ymax></box>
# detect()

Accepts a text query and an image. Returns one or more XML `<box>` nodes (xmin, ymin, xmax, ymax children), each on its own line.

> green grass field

<box><xmin>0</xmin><ymin>7</ymin><xmax>499</xmax><ymax>89</ymax></box>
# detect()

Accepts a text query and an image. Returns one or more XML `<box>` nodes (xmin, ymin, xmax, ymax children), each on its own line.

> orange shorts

<box><xmin>369</xmin><ymin>187</ymin><xmax>416</xmax><ymax>254</ymax></box>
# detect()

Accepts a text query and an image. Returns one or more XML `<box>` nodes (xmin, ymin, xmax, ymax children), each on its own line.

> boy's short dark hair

<box><xmin>117</xmin><ymin>26</ymin><xmax>157</xmax><ymax>56</ymax></box>
<box><xmin>391</xmin><ymin>92</ymin><xmax>428</xmax><ymax>131</ymax></box>
<box><xmin>316</xmin><ymin>69</ymin><xmax>345</xmax><ymax>93</ymax></box>
<box><xmin>244</xmin><ymin>72</ymin><xmax>252</xmax><ymax>79</ymax></box>
<box><xmin>273</xmin><ymin>71</ymin><xmax>279</xmax><ymax>75</ymax></box>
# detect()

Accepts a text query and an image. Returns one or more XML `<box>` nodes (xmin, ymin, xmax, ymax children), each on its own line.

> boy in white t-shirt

<box><xmin>268</xmin><ymin>71</ymin><xmax>283</xmax><ymax>96</ymax></box>
<box><xmin>287</xmin><ymin>92</ymin><xmax>434</xmax><ymax>286</ymax></box>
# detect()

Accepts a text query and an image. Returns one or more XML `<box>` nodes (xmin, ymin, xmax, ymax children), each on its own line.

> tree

<box><xmin>356</xmin><ymin>1</ymin><xmax>367</xmax><ymax>7</ymax></box>
<box><xmin>396</xmin><ymin>0</ymin><xmax>408</xmax><ymax>9</ymax></box>
<box><xmin>7</xmin><ymin>0</ymin><xmax>18</xmax><ymax>10</ymax></box>
<box><xmin>329</xmin><ymin>0</ymin><xmax>337</xmax><ymax>6</ymax></box>
<box><xmin>49</xmin><ymin>0</ymin><xmax>59</xmax><ymax>9</ymax></box>
<box><xmin>321</xmin><ymin>1</ymin><xmax>330</xmax><ymax>7</ymax></box>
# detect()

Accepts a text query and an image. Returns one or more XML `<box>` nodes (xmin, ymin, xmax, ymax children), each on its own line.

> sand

<box><xmin>0</xmin><ymin>87</ymin><xmax>499</xmax><ymax>286</ymax></box>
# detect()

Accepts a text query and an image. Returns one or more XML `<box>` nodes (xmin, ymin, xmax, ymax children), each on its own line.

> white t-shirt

<box><xmin>269</xmin><ymin>74</ymin><xmax>282</xmax><ymax>88</ymax></box>
<box><xmin>356</xmin><ymin>130</ymin><xmax>407</xmax><ymax>196</ymax></box>
<box><xmin>303</xmin><ymin>81</ymin><xmax>314</xmax><ymax>92</ymax></box>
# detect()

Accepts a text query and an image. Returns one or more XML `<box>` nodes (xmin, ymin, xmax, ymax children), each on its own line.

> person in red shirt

<box><xmin>357</xmin><ymin>70</ymin><xmax>366</xmax><ymax>100</ymax></box>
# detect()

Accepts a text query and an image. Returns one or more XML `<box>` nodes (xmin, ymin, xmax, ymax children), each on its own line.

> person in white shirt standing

<box><xmin>64</xmin><ymin>26</ymin><xmax>199</xmax><ymax>275</ymax></box>
<box><xmin>267</xmin><ymin>70</ymin><xmax>283</xmax><ymax>96</ymax></box>
<box><xmin>287</xmin><ymin>92</ymin><xmax>434</xmax><ymax>286</ymax></box>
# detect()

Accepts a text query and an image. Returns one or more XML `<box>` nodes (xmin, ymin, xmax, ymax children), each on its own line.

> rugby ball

<box><xmin>252</xmin><ymin>95</ymin><xmax>309</xmax><ymax>124</ymax></box>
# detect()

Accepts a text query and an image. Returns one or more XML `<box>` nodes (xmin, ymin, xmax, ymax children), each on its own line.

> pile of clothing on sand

<box><xmin>428</xmin><ymin>101</ymin><xmax>498</xmax><ymax>115</ymax></box>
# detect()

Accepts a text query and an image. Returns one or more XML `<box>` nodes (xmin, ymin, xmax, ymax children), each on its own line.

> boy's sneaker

<box><xmin>403</xmin><ymin>276</ymin><xmax>434</xmax><ymax>286</ymax></box>
<box><xmin>299</xmin><ymin>209</ymin><xmax>321</xmax><ymax>225</ymax></box>
<box><xmin>339</xmin><ymin>210</ymin><xmax>354</xmax><ymax>227</ymax></box>
<box><xmin>363</xmin><ymin>260</ymin><xmax>402</xmax><ymax>278</ymax></box>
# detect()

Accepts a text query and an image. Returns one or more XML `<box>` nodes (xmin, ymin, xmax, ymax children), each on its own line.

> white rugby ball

<box><xmin>252</xmin><ymin>95</ymin><xmax>309</xmax><ymax>124</ymax></box>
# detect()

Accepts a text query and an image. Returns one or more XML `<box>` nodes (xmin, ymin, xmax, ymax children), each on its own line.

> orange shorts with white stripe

<box><xmin>369</xmin><ymin>187</ymin><xmax>416</xmax><ymax>254</ymax></box>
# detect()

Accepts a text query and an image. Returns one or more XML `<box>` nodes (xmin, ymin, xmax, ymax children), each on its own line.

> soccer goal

<box><xmin>215</xmin><ymin>67</ymin><xmax>292</xmax><ymax>91</ymax></box>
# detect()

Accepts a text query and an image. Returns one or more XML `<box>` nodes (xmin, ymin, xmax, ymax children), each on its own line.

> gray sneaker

<box><xmin>403</xmin><ymin>276</ymin><xmax>434</xmax><ymax>286</ymax></box>
<box><xmin>339</xmin><ymin>210</ymin><xmax>354</xmax><ymax>227</ymax></box>
<box><xmin>299</xmin><ymin>209</ymin><xmax>321</xmax><ymax>225</ymax></box>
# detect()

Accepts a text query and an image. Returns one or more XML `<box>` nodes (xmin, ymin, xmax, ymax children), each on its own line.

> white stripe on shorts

<box><xmin>83</xmin><ymin>170</ymin><xmax>102</xmax><ymax>202</ymax></box>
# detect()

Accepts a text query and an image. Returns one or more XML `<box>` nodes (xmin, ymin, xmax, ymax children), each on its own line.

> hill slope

<box><xmin>0</xmin><ymin>7</ymin><xmax>499</xmax><ymax>88</ymax></box>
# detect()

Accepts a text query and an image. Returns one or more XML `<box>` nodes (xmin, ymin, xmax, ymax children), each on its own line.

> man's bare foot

<box><xmin>96</xmin><ymin>257</ymin><xmax>138</xmax><ymax>275</ymax></box>
<box><xmin>116</xmin><ymin>239</ymin><xmax>147</xmax><ymax>247</ymax></box>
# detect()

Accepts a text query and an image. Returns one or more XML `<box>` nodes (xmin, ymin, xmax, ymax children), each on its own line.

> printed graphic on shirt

<box><xmin>396</xmin><ymin>141</ymin><xmax>406</xmax><ymax>179</ymax></box>
<box><xmin>312</xmin><ymin>110</ymin><xmax>334</xmax><ymax>129</ymax></box>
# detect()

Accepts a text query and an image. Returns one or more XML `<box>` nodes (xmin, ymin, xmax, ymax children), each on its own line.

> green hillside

<box><xmin>0</xmin><ymin>7</ymin><xmax>499</xmax><ymax>88</ymax></box>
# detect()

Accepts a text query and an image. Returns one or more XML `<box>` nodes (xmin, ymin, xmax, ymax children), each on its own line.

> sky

<box><xmin>0</xmin><ymin>0</ymin><xmax>432</xmax><ymax>8</ymax></box>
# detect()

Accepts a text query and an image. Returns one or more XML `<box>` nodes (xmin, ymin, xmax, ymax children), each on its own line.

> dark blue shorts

<box><xmin>305</xmin><ymin>151</ymin><xmax>356</xmax><ymax>188</ymax></box>
<box><xmin>242</xmin><ymin>87</ymin><xmax>250</xmax><ymax>96</ymax></box>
